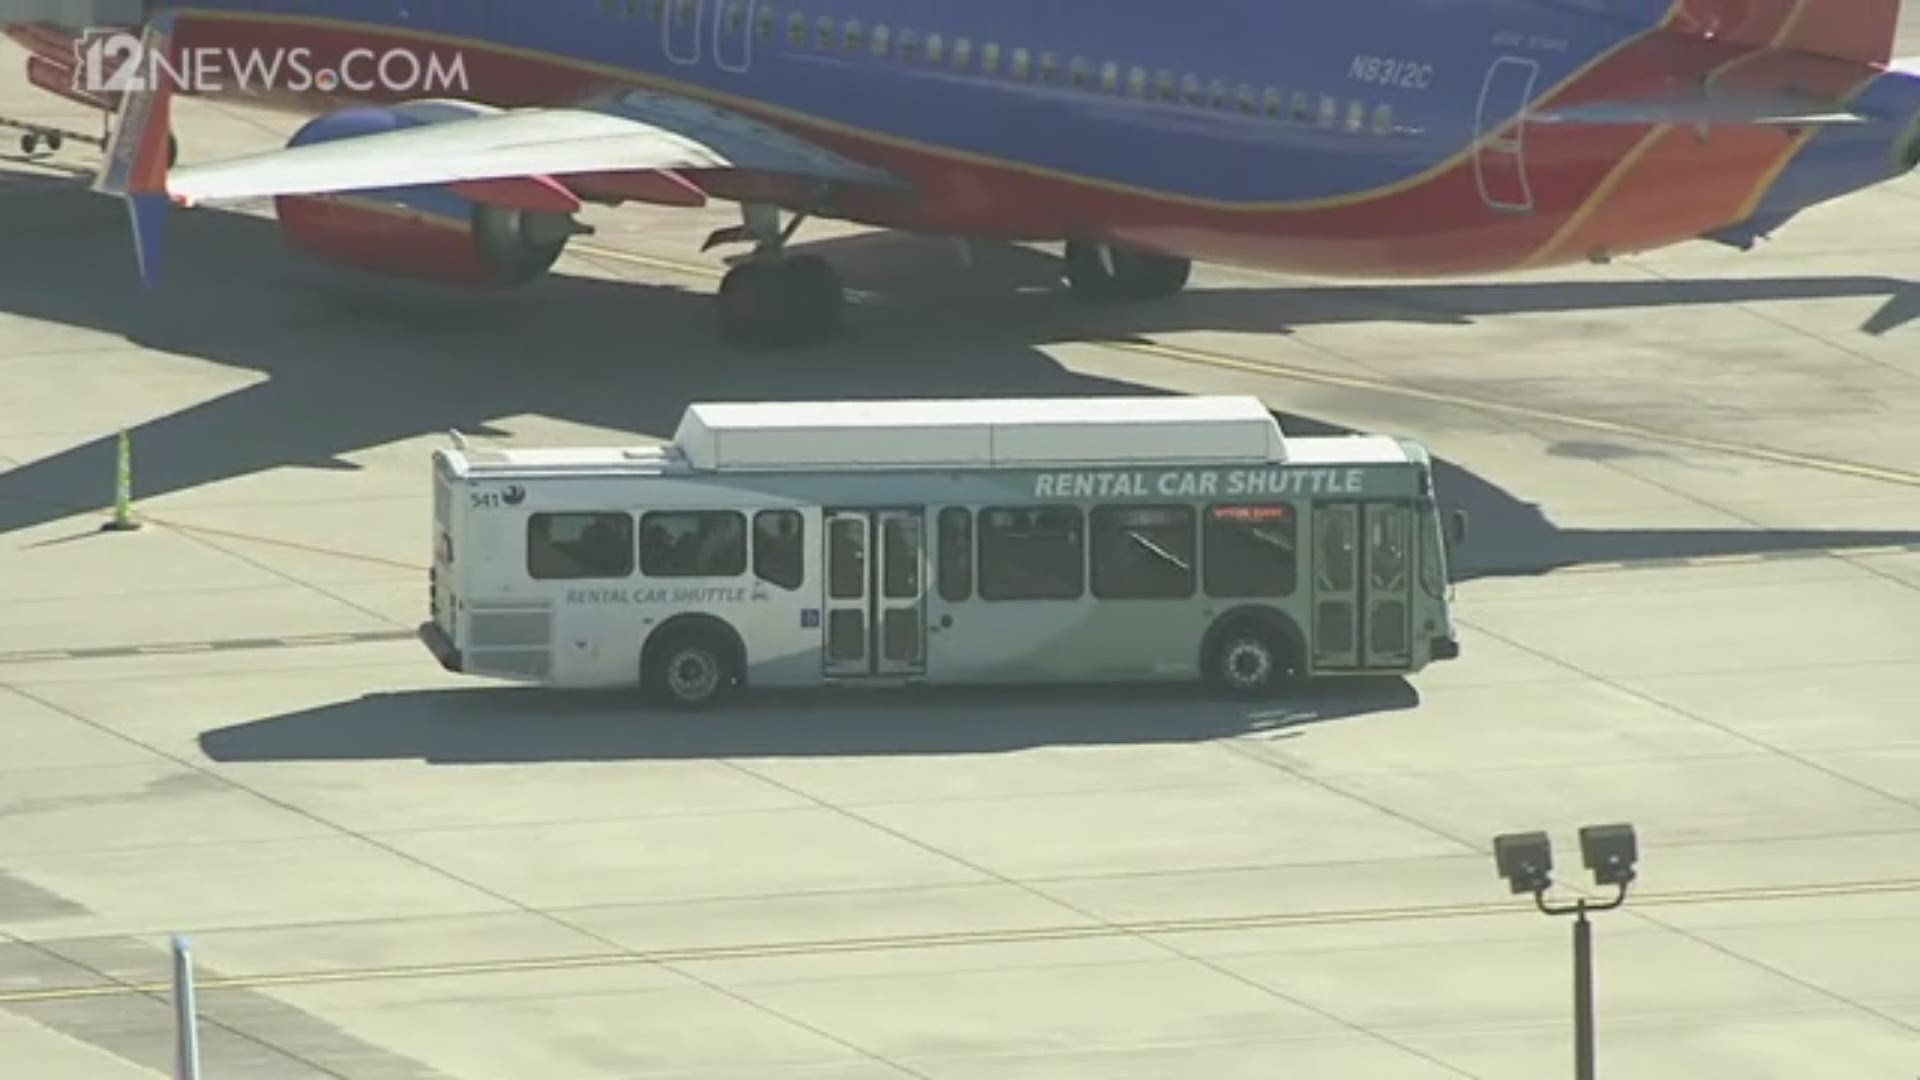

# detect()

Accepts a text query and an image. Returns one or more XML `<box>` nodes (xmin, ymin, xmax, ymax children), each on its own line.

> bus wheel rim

<box><xmin>1225</xmin><ymin>640</ymin><xmax>1271</xmax><ymax>686</ymax></box>
<box><xmin>669</xmin><ymin>651</ymin><xmax>718</xmax><ymax>699</ymax></box>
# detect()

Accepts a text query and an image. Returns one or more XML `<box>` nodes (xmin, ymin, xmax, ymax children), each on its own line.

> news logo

<box><xmin>74</xmin><ymin>28</ymin><xmax>148</xmax><ymax>94</ymax></box>
<box><xmin>70</xmin><ymin>26</ymin><xmax>472</xmax><ymax>97</ymax></box>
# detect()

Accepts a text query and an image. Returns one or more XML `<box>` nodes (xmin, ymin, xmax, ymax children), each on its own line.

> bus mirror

<box><xmin>1447</xmin><ymin>509</ymin><xmax>1469</xmax><ymax>546</ymax></box>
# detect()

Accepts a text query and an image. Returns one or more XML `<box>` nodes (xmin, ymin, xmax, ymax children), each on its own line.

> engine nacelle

<box><xmin>272</xmin><ymin>104</ymin><xmax>577</xmax><ymax>288</ymax></box>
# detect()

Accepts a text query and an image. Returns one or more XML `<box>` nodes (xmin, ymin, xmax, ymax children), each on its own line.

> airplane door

<box><xmin>1474</xmin><ymin>56</ymin><xmax>1540</xmax><ymax>213</ymax></box>
<box><xmin>712</xmin><ymin>0</ymin><xmax>756</xmax><ymax>72</ymax></box>
<box><xmin>663</xmin><ymin>0</ymin><xmax>701</xmax><ymax>66</ymax></box>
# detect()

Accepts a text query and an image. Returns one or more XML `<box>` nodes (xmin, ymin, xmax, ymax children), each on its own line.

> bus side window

<box><xmin>528</xmin><ymin>512</ymin><xmax>634</xmax><ymax>580</ymax></box>
<box><xmin>937</xmin><ymin>507</ymin><xmax>972</xmax><ymax>601</ymax></box>
<box><xmin>978</xmin><ymin>505</ymin><xmax>1083</xmax><ymax>600</ymax></box>
<box><xmin>753</xmin><ymin>510</ymin><xmax>805</xmax><ymax>590</ymax></box>
<box><xmin>641</xmin><ymin>510</ymin><xmax>747</xmax><ymax>577</ymax></box>
<box><xmin>1091</xmin><ymin>505</ymin><xmax>1195</xmax><ymax>599</ymax></box>
<box><xmin>1201</xmin><ymin>503</ymin><xmax>1297</xmax><ymax>597</ymax></box>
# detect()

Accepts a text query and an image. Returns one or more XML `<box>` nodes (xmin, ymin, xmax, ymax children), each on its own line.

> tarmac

<box><xmin>3</xmin><ymin>28</ymin><xmax>1920</xmax><ymax>1079</ymax></box>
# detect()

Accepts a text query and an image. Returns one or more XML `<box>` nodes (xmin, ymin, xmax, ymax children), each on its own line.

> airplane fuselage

<box><xmin>18</xmin><ymin>0</ymin><xmax>1920</xmax><ymax>276</ymax></box>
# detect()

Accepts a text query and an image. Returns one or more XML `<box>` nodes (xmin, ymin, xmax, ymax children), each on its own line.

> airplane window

<box><xmin>815</xmin><ymin>14</ymin><xmax>834</xmax><ymax>48</ymax></box>
<box><xmin>645</xmin><ymin>0</ymin><xmax>662</xmax><ymax>19</ymax></box>
<box><xmin>1010</xmin><ymin>47</ymin><xmax>1030</xmax><ymax>80</ymax></box>
<box><xmin>1236</xmin><ymin>83</ymin><xmax>1256</xmax><ymax>114</ymax></box>
<box><xmin>1100</xmin><ymin>61</ymin><xmax>1119</xmax><ymax>94</ymax></box>
<box><xmin>871</xmin><ymin>25</ymin><xmax>890</xmax><ymax>56</ymax></box>
<box><xmin>1155</xmin><ymin>69</ymin><xmax>1176</xmax><ymax>101</ymax></box>
<box><xmin>1181</xmin><ymin>74</ymin><xmax>1202</xmax><ymax>106</ymax></box>
<box><xmin>1070</xmin><ymin>56</ymin><xmax>1093</xmax><ymax>90</ymax></box>
<box><xmin>1264</xmin><ymin>87</ymin><xmax>1284</xmax><ymax>119</ymax></box>
<box><xmin>755</xmin><ymin>5</ymin><xmax>774</xmax><ymax>39</ymax></box>
<box><xmin>723</xmin><ymin>2</ymin><xmax>745</xmax><ymax>34</ymax></box>
<box><xmin>1346</xmin><ymin>99</ymin><xmax>1366</xmax><ymax>132</ymax></box>
<box><xmin>786</xmin><ymin>11</ymin><xmax>805</xmax><ymax>46</ymax></box>
<box><xmin>980</xmin><ymin>42</ymin><xmax>1001</xmax><ymax>75</ymax></box>
<box><xmin>1372</xmin><ymin>102</ymin><xmax>1394</xmax><ymax>135</ymax></box>
<box><xmin>952</xmin><ymin>38</ymin><xmax>973</xmax><ymax>70</ymax></box>
<box><xmin>1038</xmin><ymin>51</ymin><xmax>1058</xmax><ymax>84</ymax></box>
<box><xmin>1127</xmin><ymin>66</ymin><xmax>1147</xmax><ymax>99</ymax></box>
<box><xmin>926</xmin><ymin>33</ymin><xmax>944</xmax><ymax>64</ymax></box>
<box><xmin>1318</xmin><ymin>94</ymin><xmax>1337</xmax><ymax>128</ymax></box>
<box><xmin>1291</xmin><ymin>90</ymin><xmax>1310</xmax><ymax>124</ymax></box>
<box><xmin>600</xmin><ymin>0</ymin><xmax>617</xmax><ymax>18</ymax></box>
<box><xmin>673</xmin><ymin>0</ymin><xmax>693</xmax><ymax>26</ymax></box>
<box><xmin>1209</xmin><ymin>79</ymin><xmax>1229</xmax><ymax>110</ymax></box>
<box><xmin>897</xmin><ymin>28</ymin><xmax>919</xmax><ymax>60</ymax></box>
<box><xmin>843</xmin><ymin>19</ymin><xmax>863</xmax><ymax>50</ymax></box>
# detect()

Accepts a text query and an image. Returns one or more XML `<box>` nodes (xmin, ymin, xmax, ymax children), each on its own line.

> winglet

<box><xmin>93</xmin><ymin>14</ymin><xmax>178</xmax><ymax>288</ymax></box>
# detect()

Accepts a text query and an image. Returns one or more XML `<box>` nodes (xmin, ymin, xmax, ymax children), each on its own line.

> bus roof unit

<box><xmin>671</xmin><ymin>396</ymin><xmax>1291</xmax><ymax>471</ymax></box>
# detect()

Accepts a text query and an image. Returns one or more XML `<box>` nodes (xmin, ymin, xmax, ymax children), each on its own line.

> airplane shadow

<box><xmin>2</xmin><ymin>175</ymin><xmax>1918</xmax><ymax>589</ymax></box>
<box><xmin>197</xmin><ymin>678</ymin><xmax>1417</xmax><ymax>765</ymax></box>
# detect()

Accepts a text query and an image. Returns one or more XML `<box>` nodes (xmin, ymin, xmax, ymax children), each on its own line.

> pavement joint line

<box><xmin>2</xmin><ymin>876</ymin><xmax>1915</xmax><ymax>1008</ymax></box>
<box><xmin>1451</xmin><ymin>619</ymin><xmax>1920</xmax><ymax>1035</ymax></box>
<box><xmin>0</xmin><ymin>628</ymin><xmax>417</xmax><ymax>666</ymax></box>
<box><xmin>573</xmin><ymin>241</ymin><xmax>1920</xmax><ymax>490</ymax></box>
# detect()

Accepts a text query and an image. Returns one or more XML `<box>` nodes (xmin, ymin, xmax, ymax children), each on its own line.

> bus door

<box><xmin>1361</xmin><ymin>502</ymin><xmax>1413</xmax><ymax>667</ymax></box>
<box><xmin>1310</xmin><ymin>501</ymin><xmax>1415</xmax><ymax>671</ymax></box>
<box><xmin>822</xmin><ymin>509</ymin><xmax>928</xmax><ymax>678</ymax></box>
<box><xmin>1311</xmin><ymin>504</ymin><xmax>1362</xmax><ymax>669</ymax></box>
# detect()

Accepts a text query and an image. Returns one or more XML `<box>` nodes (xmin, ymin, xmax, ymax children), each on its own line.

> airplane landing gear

<box><xmin>707</xmin><ymin>202</ymin><xmax>846</xmax><ymax>348</ymax></box>
<box><xmin>19</xmin><ymin>129</ymin><xmax>62</xmax><ymax>155</ymax></box>
<box><xmin>2</xmin><ymin>113</ymin><xmax>170</xmax><ymax>164</ymax></box>
<box><xmin>1063</xmin><ymin>240</ymin><xmax>1191</xmax><ymax>303</ymax></box>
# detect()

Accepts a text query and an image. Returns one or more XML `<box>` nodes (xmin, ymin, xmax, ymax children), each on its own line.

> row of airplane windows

<box><xmin>600</xmin><ymin>0</ymin><xmax>1404</xmax><ymax>136</ymax></box>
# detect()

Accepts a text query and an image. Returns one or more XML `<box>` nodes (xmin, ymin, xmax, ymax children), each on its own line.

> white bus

<box><xmin>422</xmin><ymin>396</ymin><xmax>1465</xmax><ymax>707</ymax></box>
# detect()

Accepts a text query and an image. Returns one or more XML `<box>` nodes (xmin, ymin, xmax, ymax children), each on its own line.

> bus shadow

<box><xmin>197</xmin><ymin>678</ymin><xmax>1418</xmax><ymax>764</ymax></box>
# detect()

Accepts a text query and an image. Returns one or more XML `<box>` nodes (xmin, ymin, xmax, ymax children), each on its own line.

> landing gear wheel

<box><xmin>1206</xmin><ymin>625</ymin><xmax>1291</xmax><ymax>700</ymax></box>
<box><xmin>20</xmin><ymin>132</ymin><xmax>39</xmax><ymax>155</ymax></box>
<box><xmin>45</xmin><ymin>131</ymin><xmax>63</xmax><ymax>152</ymax></box>
<box><xmin>1063</xmin><ymin>240</ymin><xmax>1191</xmax><ymax>304</ymax></box>
<box><xmin>166</xmin><ymin>132</ymin><xmax>179</xmax><ymax>168</ymax></box>
<box><xmin>716</xmin><ymin>255</ymin><xmax>844</xmax><ymax>348</ymax></box>
<box><xmin>784</xmin><ymin>254</ymin><xmax>844</xmax><ymax>340</ymax></box>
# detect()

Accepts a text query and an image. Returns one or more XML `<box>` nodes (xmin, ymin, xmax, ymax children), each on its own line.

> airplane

<box><xmin>4</xmin><ymin>0</ymin><xmax>1919</xmax><ymax>350</ymax></box>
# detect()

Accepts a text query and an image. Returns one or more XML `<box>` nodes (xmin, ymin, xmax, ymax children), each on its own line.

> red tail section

<box><xmin>1681</xmin><ymin>0</ymin><xmax>1904</xmax><ymax>65</ymax></box>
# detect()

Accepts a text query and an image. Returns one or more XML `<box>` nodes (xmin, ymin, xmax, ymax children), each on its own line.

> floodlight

<box><xmin>1579</xmin><ymin>823</ymin><xmax>1638</xmax><ymax>888</ymax></box>
<box><xmin>1493</xmin><ymin>830</ymin><xmax>1553</xmax><ymax>895</ymax></box>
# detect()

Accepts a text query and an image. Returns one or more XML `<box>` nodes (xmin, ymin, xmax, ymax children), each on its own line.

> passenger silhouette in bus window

<box><xmin>1317</xmin><ymin>509</ymin><xmax>1356</xmax><ymax>591</ymax></box>
<box><xmin>754</xmin><ymin>511</ymin><xmax>804</xmax><ymax>589</ymax></box>
<box><xmin>1369</xmin><ymin>510</ymin><xmax>1408</xmax><ymax>590</ymax></box>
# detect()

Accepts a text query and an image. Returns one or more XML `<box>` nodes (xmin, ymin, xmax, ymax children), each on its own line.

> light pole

<box><xmin>1493</xmin><ymin>824</ymin><xmax>1639</xmax><ymax>1080</ymax></box>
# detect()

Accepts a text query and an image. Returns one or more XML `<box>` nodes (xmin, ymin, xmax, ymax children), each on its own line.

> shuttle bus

<box><xmin>421</xmin><ymin>396</ymin><xmax>1464</xmax><ymax>707</ymax></box>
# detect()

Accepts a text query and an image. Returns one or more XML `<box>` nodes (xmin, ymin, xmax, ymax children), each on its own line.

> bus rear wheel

<box><xmin>645</xmin><ymin>634</ymin><xmax>736</xmax><ymax>710</ymax></box>
<box><xmin>1206</xmin><ymin>624</ymin><xmax>1294</xmax><ymax>699</ymax></box>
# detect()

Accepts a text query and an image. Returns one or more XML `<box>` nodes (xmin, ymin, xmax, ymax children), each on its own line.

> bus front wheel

<box><xmin>645</xmin><ymin>633</ymin><xmax>736</xmax><ymax>710</ymax></box>
<box><xmin>1205</xmin><ymin>624</ymin><xmax>1294</xmax><ymax>699</ymax></box>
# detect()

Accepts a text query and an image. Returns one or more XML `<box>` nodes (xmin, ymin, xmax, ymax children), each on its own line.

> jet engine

<box><xmin>272</xmin><ymin>103</ymin><xmax>582</xmax><ymax>288</ymax></box>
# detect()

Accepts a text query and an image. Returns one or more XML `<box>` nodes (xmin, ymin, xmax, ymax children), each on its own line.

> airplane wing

<box><xmin>91</xmin><ymin>14</ymin><xmax>903</xmax><ymax>285</ymax></box>
<box><xmin>161</xmin><ymin>89</ymin><xmax>904</xmax><ymax>206</ymax></box>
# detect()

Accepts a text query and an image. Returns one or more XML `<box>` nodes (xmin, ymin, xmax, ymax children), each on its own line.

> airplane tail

<box><xmin>1685</xmin><ymin>0</ymin><xmax>1903</xmax><ymax>67</ymax></box>
<box><xmin>92</xmin><ymin>13</ymin><xmax>178</xmax><ymax>288</ymax></box>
